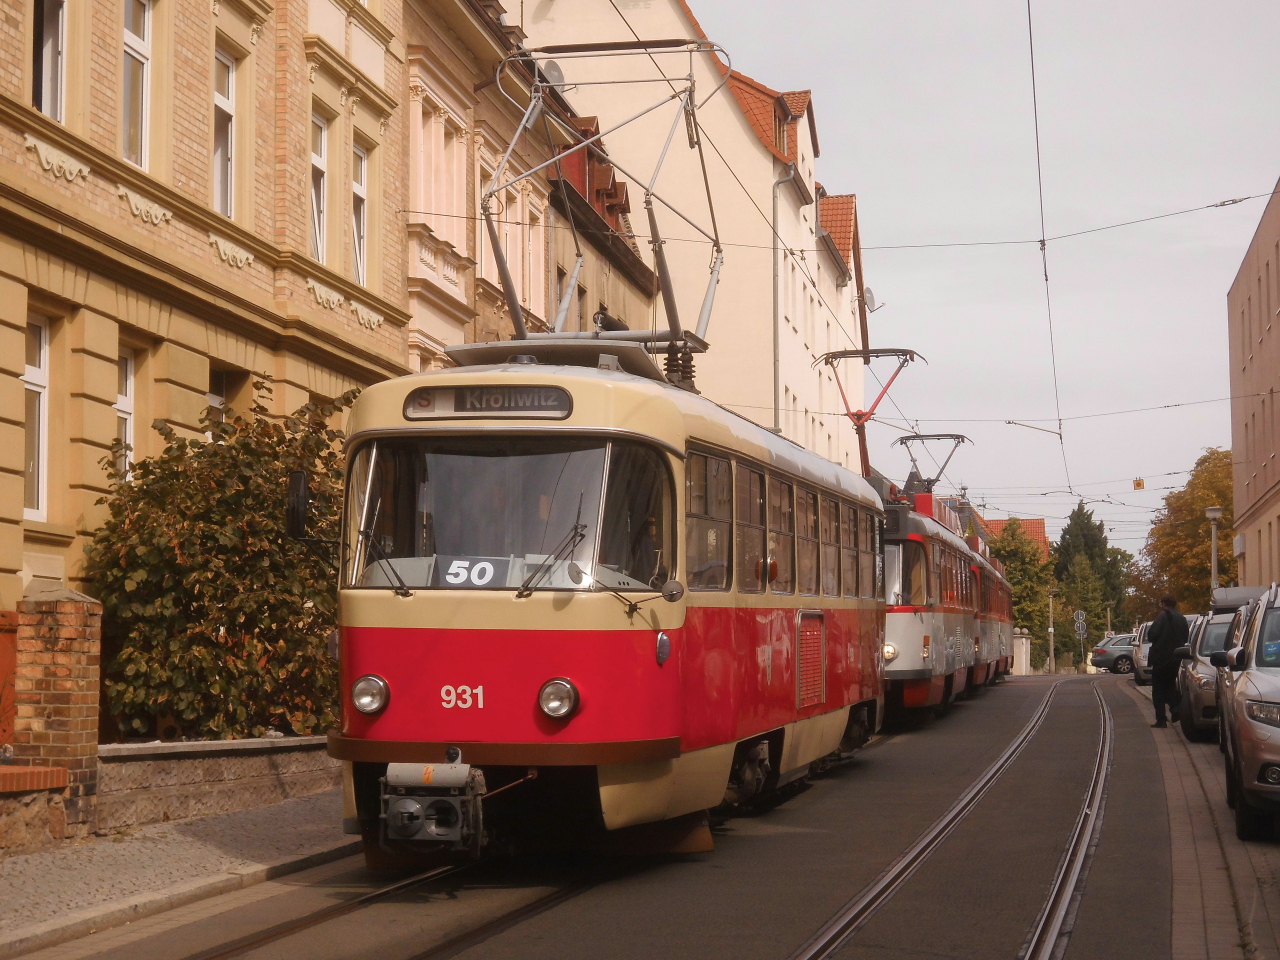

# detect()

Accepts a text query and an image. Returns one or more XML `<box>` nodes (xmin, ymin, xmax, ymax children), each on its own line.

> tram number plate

<box><xmin>441</xmin><ymin>685</ymin><xmax>484</xmax><ymax>709</ymax></box>
<box><xmin>434</xmin><ymin>557</ymin><xmax>510</xmax><ymax>588</ymax></box>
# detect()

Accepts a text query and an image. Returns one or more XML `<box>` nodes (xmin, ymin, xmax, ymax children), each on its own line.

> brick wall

<box><xmin>12</xmin><ymin>589</ymin><xmax>101</xmax><ymax>837</ymax></box>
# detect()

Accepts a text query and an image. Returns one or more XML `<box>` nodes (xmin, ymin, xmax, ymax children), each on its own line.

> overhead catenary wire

<box><xmin>1024</xmin><ymin>0</ymin><xmax>1072</xmax><ymax>494</ymax></box>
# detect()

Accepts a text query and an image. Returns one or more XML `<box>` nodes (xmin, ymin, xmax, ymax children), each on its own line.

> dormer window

<box><xmin>774</xmin><ymin>111</ymin><xmax>788</xmax><ymax>155</ymax></box>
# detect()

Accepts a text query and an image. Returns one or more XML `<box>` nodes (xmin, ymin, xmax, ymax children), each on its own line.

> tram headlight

<box><xmin>538</xmin><ymin>678</ymin><xmax>579</xmax><ymax>719</ymax></box>
<box><xmin>351</xmin><ymin>675</ymin><xmax>390</xmax><ymax>715</ymax></box>
<box><xmin>883</xmin><ymin>643</ymin><xmax>898</xmax><ymax>662</ymax></box>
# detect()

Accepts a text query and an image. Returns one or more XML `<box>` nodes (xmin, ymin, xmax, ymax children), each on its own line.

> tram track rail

<box><xmin>786</xmin><ymin>679</ymin><xmax>1070</xmax><ymax>960</ymax></box>
<box><xmin>1019</xmin><ymin>681</ymin><xmax>1114</xmax><ymax>960</ymax></box>
<box><xmin>179</xmin><ymin>861</ymin><xmax>471</xmax><ymax>960</ymax></box>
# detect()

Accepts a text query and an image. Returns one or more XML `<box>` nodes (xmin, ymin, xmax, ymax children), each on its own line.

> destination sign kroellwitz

<box><xmin>404</xmin><ymin>384</ymin><xmax>573</xmax><ymax>421</ymax></box>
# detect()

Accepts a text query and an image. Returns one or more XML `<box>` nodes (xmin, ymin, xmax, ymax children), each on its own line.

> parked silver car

<box><xmin>1178</xmin><ymin>614</ymin><xmax>1227</xmax><ymax>740</ymax></box>
<box><xmin>1212</xmin><ymin>586</ymin><xmax>1280</xmax><ymax>840</ymax></box>
<box><xmin>1132</xmin><ymin>621</ymin><xmax>1152</xmax><ymax>685</ymax></box>
<box><xmin>1089</xmin><ymin>633</ymin><xmax>1135</xmax><ymax>674</ymax></box>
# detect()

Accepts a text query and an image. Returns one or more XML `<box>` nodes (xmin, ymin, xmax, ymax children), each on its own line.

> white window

<box><xmin>310</xmin><ymin>115</ymin><xmax>326</xmax><ymax>262</ymax></box>
<box><xmin>114</xmin><ymin>352</ymin><xmax>134</xmax><ymax>477</ymax></box>
<box><xmin>33</xmin><ymin>0</ymin><xmax>65</xmax><ymax>121</ymax></box>
<box><xmin>213</xmin><ymin>51</ymin><xmax>235</xmax><ymax>217</ymax></box>
<box><xmin>122</xmin><ymin>0</ymin><xmax>151</xmax><ymax>168</ymax></box>
<box><xmin>352</xmin><ymin>145</ymin><xmax>367</xmax><ymax>285</ymax></box>
<box><xmin>22</xmin><ymin>317</ymin><xmax>49</xmax><ymax>521</ymax></box>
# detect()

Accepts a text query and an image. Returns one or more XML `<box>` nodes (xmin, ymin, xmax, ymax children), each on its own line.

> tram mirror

<box><xmin>567</xmin><ymin>561</ymin><xmax>585</xmax><ymax>585</ymax></box>
<box><xmin>286</xmin><ymin>470</ymin><xmax>310</xmax><ymax>540</ymax></box>
<box><xmin>661</xmin><ymin>580</ymin><xmax>685</xmax><ymax>603</ymax></box>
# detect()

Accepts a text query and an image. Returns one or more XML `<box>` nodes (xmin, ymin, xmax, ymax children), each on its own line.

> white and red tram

<box><xmin>318</xmin><ymin>342</ymin><xmax>887</xmax><ymax>860</ymax></box>
<box><xmin>881</xmin><ymin>493</ymin><xmax>1011</xmax><ymax>710</ymax></box>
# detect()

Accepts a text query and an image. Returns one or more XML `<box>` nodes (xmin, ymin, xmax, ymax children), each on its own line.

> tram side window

<box><xmin>686</xmin><ymin>452</ymin><xmax>732</xmax><ymax>591</ymax></box>
<box><xmin>768</xmin><ymin>476</ymin><xmax>795</xmax><ymax>594</ymax></box>
<box><xmin>858</xmin><ymin>510</ymin><xmax>875</xmax><ymax>599</ymax></box>
<box><xmin>900</xmin><ymin>540</ymin><xmax>928</xmax><ymax>605</ymax></box>
<box><xmin>820</xmin><ymin>497</ymin><xmax>840</xmax><ymax>597</ymax></box>
<box><xmin>840</xmin><ymin>502</ymin><xmax>858</xmax><ymax>598</ymax></box>
<box><xmin>598</xmin><ymin>443</ymin><xmax>674</xmax><ymax>589</ymax></box>
<box><xmin>797</xmin><ymin>488</ymin><xmax>819</xmax><ymax>596</ymax></box>
<box><xmin>736</xmin><ymin>465</ymin><xmax>766</xmax><ymax>593</ymax></box>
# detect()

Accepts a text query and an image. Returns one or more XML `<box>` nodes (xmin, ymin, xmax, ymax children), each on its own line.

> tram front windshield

<box><xmin>343</xmin><ymin>437</ymin><xmax>672</xmax><ymax>592</ymax></box>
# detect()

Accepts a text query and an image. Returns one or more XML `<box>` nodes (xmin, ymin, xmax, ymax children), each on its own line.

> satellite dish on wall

<box><xmin>542</xmin><ymin>60</ymin><xmax>566</xmax><ymax>92</ymax></box>
<box><xmin>863</xmin><ymin>287</ymin><xmax>878</xmax><ymax>313</ymax></box>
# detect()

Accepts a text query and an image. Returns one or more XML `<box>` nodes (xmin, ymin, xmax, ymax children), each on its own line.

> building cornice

<box><xmin>0</xmin><ymin>95</ymin><xmax>409</xmax><ymax>331</ymax></box>
<box><xmin>408</xmin><ymin>277</ymin><xmax>478</xmax><ymax>327</ymax></box>
<box><xmin>304</xmin><ymin>36</ymin><xmax>399</xmax><ymax>119</ymax></box>
<box><xmin>547</xmin><ymin>181</ymin><xmax>657</xmax><ymax>299</ymax></box>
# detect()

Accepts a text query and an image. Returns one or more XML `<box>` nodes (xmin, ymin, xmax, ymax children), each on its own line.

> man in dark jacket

<box><xmin>1147</xmin><ymin>595</ymin><xmax>1189</xmax><ymax>728</ymax></box>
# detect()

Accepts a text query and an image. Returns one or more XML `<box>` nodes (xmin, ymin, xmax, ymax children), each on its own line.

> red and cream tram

<box><xmin>881</xmin><ymin>493</ymin><xmax>1010</xmax><ymax>711</ymax></box>
<box><xmin>317</xmin><ymin>342</ymin><xmax>886</xmax><ymax>861</ymax></box>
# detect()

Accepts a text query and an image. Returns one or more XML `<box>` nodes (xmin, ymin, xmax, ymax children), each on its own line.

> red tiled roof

<box><xmin>985</xmin><ymin>517</ymin><xmax>1051</xmax><ymax>564</ymax></box>
<box><xmin>673</xmin><ymin>1</ymin><xmax>818</xmax><ymax>160</ymax></box>
<box><xmin>820</xmin><ymin>193</ymin><xmax>856</xmax><ymax>264</ymax></box>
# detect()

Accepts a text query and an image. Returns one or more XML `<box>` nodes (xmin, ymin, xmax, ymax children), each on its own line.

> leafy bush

<box><xmin>87</xmin><ymin>385</ymin><xmax>357</xmax><ymax>739</ymax></box>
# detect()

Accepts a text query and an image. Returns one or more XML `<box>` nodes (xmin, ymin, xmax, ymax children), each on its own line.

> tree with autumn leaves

<box><xmin>87</xmin><ymin>384</ymin><xmax>357</xmax><ymax>740</ymax></box>
<box><xmin>1129</xmin><ymin>448</ymin><xmax>1235</xmax><ymax>620</ymax></box>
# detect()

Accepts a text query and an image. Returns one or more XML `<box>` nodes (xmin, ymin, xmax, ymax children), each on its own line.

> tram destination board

<box><xmin>404</xmin><ymin>384</ymin><xmax>573</xmax><ymax>420</ymax></box>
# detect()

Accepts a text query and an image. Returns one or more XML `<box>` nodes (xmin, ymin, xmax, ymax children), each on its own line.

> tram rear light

<box><xmin>538</xmin><ymin>678</ymin><xmax>578</xmax><ymax>719</ymax></box>
<box><xmin>352</xmin><ymin>675</ymin><xmax>390</xmax><ymax>715</ymax></box>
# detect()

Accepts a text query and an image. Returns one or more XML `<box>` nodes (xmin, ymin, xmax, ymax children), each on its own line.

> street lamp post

<box><xmin>1206</xmin><ymin>506</ymin><xmax>1224</xmax><ymax>593</ymax></box>
<box><xmin>1048</xmin><ymin>587</ymin><xmax>1058</xmax><ymax>675</ymax></box>
<box><xmin>1105</xmin><ymin>601</ymin><xmax>1115</xmax><ymax>636</ymax></box>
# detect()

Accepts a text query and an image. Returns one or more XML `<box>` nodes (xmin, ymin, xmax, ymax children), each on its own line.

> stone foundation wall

<box><xmin>96</xmin><ymin>736</ymin><xmax>341</xmax><ymax>833</ymax></box>
<box><xmin>0</xmin><ymin>765</ymin><xmax>69</xmax><ymax>858</ymax></box>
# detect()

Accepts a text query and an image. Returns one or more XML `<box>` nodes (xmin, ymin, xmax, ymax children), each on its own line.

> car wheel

<box><xmin>1179</xmin><ymin>692</ymin><xmax>1203</xmax><ymax>741</ymax></box>
<box><xmin>1226</xmin><ymin>750</ymin><xmax>1237</xmax><ymax>809</ymax></box>
<box><xmin>1112</xmin><ymin>657</ymin><xmax>1133</xmax><ymax>675</ymax></box>
<box><xmin>1235</xmin><ymin>769</ymin><xmax>1274</xmax><ymax>841</ymax></box>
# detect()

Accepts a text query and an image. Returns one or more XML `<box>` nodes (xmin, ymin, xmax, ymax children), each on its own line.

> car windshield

<box><xmin>343</xmin><ymin>437</ymin><xmax>672</xmax><ymax>592</ymax></box>
<box><xmin>1255</xmin><ymin>609</ymin><xmax>1280</xmax><ymax>668</ymax></box>
<box><xmin>1199</xmin><ymin>621</ymin><xmax>1232</xmax><ymax>655</ymax></box>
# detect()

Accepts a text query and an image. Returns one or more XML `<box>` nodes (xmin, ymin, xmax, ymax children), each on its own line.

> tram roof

<box><xmin>346</xmin><ymin>359</ymin><xmax>882</xmax><ymax>509</ymax></box>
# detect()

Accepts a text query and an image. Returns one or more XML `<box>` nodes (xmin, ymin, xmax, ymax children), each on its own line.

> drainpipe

<box><xmin>772</xmin><ymin>163</ymin><xmax>800</xmax><ymax>434</ymax></box>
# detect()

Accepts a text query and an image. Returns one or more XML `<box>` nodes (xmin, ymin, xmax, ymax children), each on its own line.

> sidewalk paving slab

<box><xmin>0</xmin><ymin>788</ymin><xmax>359</xmax><ymax>960</ymax></box>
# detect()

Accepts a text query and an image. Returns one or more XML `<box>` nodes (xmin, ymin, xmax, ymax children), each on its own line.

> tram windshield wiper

<box><xmin>357</xmin><ymin>500</ymin><xmax>413</xmax><ymax>598</ymax></box>
<box><xmin>517</xmin><ymin>498</ymin><xmax>587</xmax><ymax>598</ymax></box>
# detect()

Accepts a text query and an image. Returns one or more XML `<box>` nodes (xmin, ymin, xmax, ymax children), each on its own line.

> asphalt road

<box><xmin>37</xmin><ymin>675</ymin><xmax>1171</xmax><ymax>960</ymax></box>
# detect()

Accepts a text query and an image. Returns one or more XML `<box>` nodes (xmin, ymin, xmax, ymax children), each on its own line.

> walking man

<box><xmin>1147</xmin><ymin>595</ymin><xmax>1189</xmax><ymax>728</ymax></box>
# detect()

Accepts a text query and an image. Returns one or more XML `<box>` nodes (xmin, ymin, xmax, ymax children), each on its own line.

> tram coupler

<box><xmin>379</xmin><ymin>758</ymin><xmax>487</xmax><ymax>857</ymax></box>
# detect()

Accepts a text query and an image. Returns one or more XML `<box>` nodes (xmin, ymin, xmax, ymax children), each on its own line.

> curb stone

<box><xmin>0</xmin><ymin>840</ymin><xmax>362</xmax><ymax>960</ymax></box>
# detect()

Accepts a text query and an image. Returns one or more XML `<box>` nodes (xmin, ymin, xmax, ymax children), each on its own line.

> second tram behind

<box><xmin>881</xmin><ymin>492</ymin><xmax>1012</xmax><ymax>710</ymax></box>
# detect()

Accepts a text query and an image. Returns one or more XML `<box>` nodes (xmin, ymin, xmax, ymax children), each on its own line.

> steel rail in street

<box><xmin>177</xmin><ymin>861</ymin><xmax>470</xmax><ymax>960</ymax></box>
<box><xmin>1019</xmin><ymin>681</ymin><xmax>1114</xmax><ymax>960</ymax></box>
<box><xmin>786</xmin><ymin>679</ymin><xmax>1070</xmax><ymax>960</ymax></box>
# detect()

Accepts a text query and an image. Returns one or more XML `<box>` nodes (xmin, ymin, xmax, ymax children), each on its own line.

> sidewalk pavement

<box><xmin>0</xmin><ymin>788</ymin><xmax>359</xmax><ymax>960</ymax></box>
<box><xmin>1126</xmin><ymin>678</ymin><xmax>1280</xmax><ymax>959</ymax></box>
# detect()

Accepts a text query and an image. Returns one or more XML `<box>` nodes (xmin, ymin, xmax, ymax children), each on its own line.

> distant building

<box><xmin>984</xmin><ymin>518</ymin><xmax>1052</xmax><ymax>565</ymax></box>
<box><xmin>522</xmin><ymin>0</ymin><xmax>868</xmax><ymax>468</ymax></box>
<box><xmin>1227</xmin><ymin>174</ymin><xmax>1280</xmax><ymax>586</ymax></box>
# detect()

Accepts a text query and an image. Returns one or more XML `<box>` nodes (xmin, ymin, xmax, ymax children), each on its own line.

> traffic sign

<box><xmin>1074</xmin><ymin>610</ymin><xmax>1086</xmax><ymax>623</ymax></box>
<box><xmin>1074</xmin><ymin>622</ymin><xmax>1087</xmax><ymax>638</ymax></box>
<box><xmin>1104</xmin><ymin>631</ymin><xmax>1115</xmax><ymax>639</ymax></box>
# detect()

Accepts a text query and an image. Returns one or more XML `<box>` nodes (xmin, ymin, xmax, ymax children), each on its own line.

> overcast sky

<box><xmin>686</xmin><ymin>0</ymin><xmax>1280</xmax><ymax>552</ymax></box>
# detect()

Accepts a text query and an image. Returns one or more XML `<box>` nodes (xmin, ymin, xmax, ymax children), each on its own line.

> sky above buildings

<box><xmin>687</xmin><ymin>0</ymin><xmax>1280</xmax><ymax>552</ymax></box>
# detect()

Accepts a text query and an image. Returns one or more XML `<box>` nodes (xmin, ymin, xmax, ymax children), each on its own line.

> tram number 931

<box><xmin>441</xmin><ymin>685</ymin><xmax>484</xmax><ymax>709</ymax></box>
